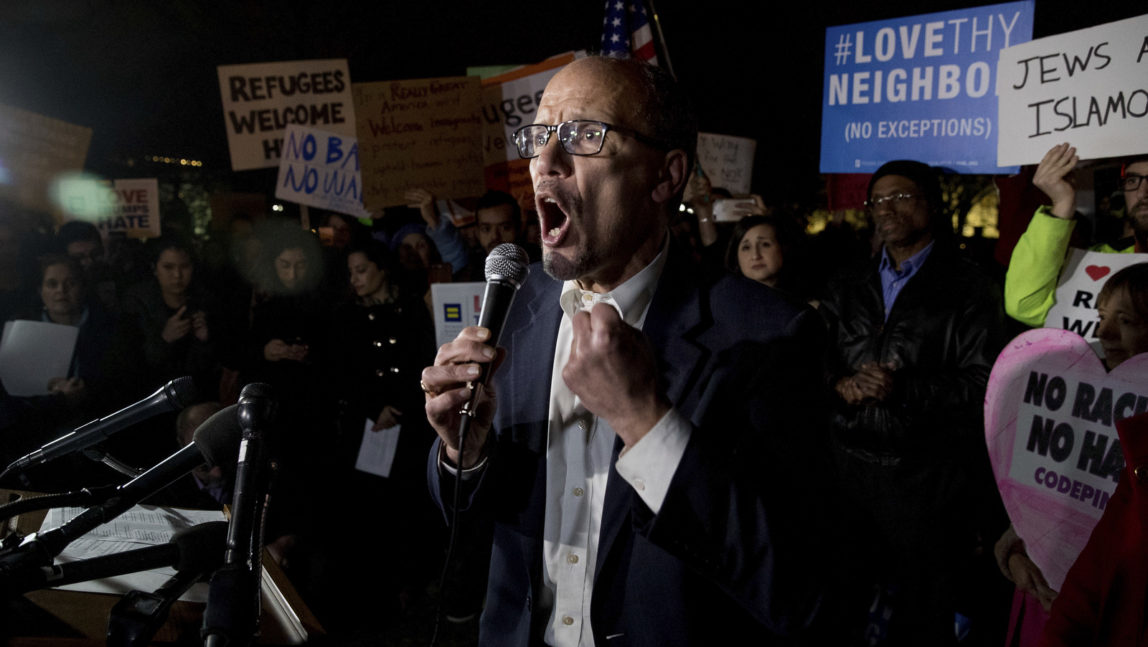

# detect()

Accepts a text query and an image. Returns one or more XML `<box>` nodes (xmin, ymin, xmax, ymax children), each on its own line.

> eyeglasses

<box><xmin>864</xmin><ymin>193</ymin><xmax>919</xmax><ymax>210</ymax></box>
<box><xmin>1122</xmin><ymin>174</ymin><xmax>1147</xmax><ymax>191</ymax></box>
<box><xmin>511</xmin><ymin>119</ymin><xmax>666</xmax><ymax>159</ymax></box>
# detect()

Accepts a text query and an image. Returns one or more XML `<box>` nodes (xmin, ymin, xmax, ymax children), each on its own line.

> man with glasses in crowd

<box><xmin>420</xmin><ymin>55</ymin><xmax>834</xmax><ymax>646</ymax></box>
<box><xmin>818</xmin><ymin>160</ymin><xmax>1010</xmax><ymax>645</ymax></box>
<box><xmin>1005</xmin><ymin>144</ymin><xmax>1148</xmax><ymax>326</ymax></box>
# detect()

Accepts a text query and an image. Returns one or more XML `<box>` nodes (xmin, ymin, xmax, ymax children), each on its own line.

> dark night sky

<box><xmin>0</xmin><ymin>0</ymin><xmax>1141</xmax><ymax>205</ymax></box>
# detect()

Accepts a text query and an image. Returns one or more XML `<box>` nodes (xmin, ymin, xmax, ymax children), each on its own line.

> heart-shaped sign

<box><xmin>985</xmin><ymin>328</ymin><xmax>1148</xmax><ymax>590</ymax></box>
<box><xmin>1084</xmin><ymin>265</ymin><xmax>1111</xmax><ymax>281</ymax></box>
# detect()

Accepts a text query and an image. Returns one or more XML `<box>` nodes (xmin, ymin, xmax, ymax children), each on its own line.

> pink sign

<box><xmin>985</xmin><ymin>328</ymin><xmax>1148</xmax><ymax>589</ymax></box>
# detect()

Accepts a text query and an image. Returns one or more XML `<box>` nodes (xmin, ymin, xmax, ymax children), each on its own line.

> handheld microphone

<box><xmin>472</xmin><ymin>244</ymin><xmax>530</xmax><ymax>388</ymax></box>
<box><xmin>0</xmin><ymin>404</ymin><xmax>238</xmax><ymax>585</ymax></box>
<box><xmin>2</xmin><ymin>376</ymin><xmax>198</xmax><ymax>478</ymax></box>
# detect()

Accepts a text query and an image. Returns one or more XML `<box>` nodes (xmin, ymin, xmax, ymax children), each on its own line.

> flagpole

<box><xmin>645</xmin><ymin>0</ymin><xmax>675</xmax><ymax>79</ymax></box>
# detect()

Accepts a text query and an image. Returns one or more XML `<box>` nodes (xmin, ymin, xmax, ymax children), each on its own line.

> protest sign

<box><xmin>0</xmin><ymin>104</ymin><xmax>91</xmax><ymax>214</ymax></box>
<box><xmin>696</xmin><ymin>132</ymin><xmax>756</xmax><ymax>195</ymax></box>
<box><xmin>217</xmin><ymin>59</ymin><xmax>355</xmax><ymax>171</ymax></box>
<box><xmin>354</xmin><ymin>76</ymin><xmax>484</xmax><ymax>211</ymax></box>
<box><xmin>274</xmin><ymin>124</ymin><xmax>369</xmax><ymax>218</ymax></box>
<box><xmin>430</xmin><ymin>282</ymin><xmax>484</xmax><ymax>349</ymax></box>
<box><xmin>1045</xmin><ymin>248</ymin><xmax>1148</xmax><ymax>354</ymax></box>
<box><xmin>96</xmin><ymin>179</ymin><xmax>161</xmax><ymax>238</ymax></box>
<box><xmin>997</xmin><ymin>14</ymin><xmax>1148</xmax><ymax>166</ymax></box>
<box><xmin>986</xmin><ymin>328</ymin><xmax>1148</xmax><ymax>589</ymax></box>
<box><xmin>820</xmin><ymin>1</ymin><xmax>1033</xmax><ymax>174</ymax></box>
<box><xmin>479</xmin><ymin>53</ymin><xmax>577</xmax><ymax>198</ymax></box>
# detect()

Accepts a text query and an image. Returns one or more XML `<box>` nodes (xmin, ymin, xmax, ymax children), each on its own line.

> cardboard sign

<box><xmin>1045</xmin><ymin>249</ymin><xmax>1148</xmax><ymax>354</ymax></box>
<box><xmin>820</xmin><ymin>1</ymin><xmax>1033</xmax><ymax>173</ymax></box>
<box><xmin>479</xmin><ymin>53</ymin><xmax>576</xmax><ymax>198</ymax></box>
<box><xmin>97</xmin><ymin>179</ymin><xmax>161</xmax><ymax>239</ymax></box>
<box><xmin>217</xmin><ymin>59</ymin><xmax>355</xmax><ymax>171</ymax></box>
<box><xmin>0</xmin><ymin>320</ymin><xmax>79</xmax><ymax>396</ymax></box>
<box><xmin>354</xmin><ymin>76</ymin><xmax>484</xmax><ymax>211</ymax></box>
<box><xmin>697</xmin><ymin>132</ymin><xmax>756</xmax><ymax>195</ymax></box>
<box><xmin>986</xmin><ymin>328</ymin><xmax>1148</xmax><ymax>589</ymax></box>
<box><xmin>0</xmin><ymin>104</ymin><xmax>92</xmax><ymax>214</ymax></box>
<box><xmin>430</xmin><ymin>282</ymin><xmax>484</xmax><ymax>349</ymax></box>
<box><xmin>274</xmin><ymin>124</ymin><xmax>369</xmax><ymax>218</ymax></box>
<box><xmin>997</xmin><ymin>14</ymin><xmax>1148</xmax><ymax>166</ymax></box>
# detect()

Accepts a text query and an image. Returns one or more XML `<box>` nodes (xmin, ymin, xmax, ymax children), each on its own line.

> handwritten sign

<box><xmin>986</xmin><ymin>328</ymin><xmax>1148</xmax><ymax>589</ymax></box>
<box><xmin>97</xmin><ymin>179</ymin><xmax>161</xmax><ymax>238</ymax></box>
<box><xmin>997</xmin><ymin>13</ymin><xmax>1148</xmax><ymax>166</ymax></box>
<box><xmin>274</xmin><ymin>124</ymin><xmax>369</xmax><ymax>218</ymax></box>
<box><xmin>217</xmin><ymin>59</ymin><xmax>355</xmax><ymax>171</ymax></box>
<box><xmin>0</xmin><ymin>104</ymin><xmax>92</xmax><ymax>214</ymax></box>
<box><xmin>696</xmin><ymin>132</ymin><xmax>756</xmax><ymax>195</ymax></box>
<box><xmin>1045</xmin><ymin>249</ymin><xmax>1148</xmax><ymax>355</ymax></box>
<box><xmin>354</xmin><ymin>76</ymin><xmax>484</xmax><ymax>211</ymax></box>
<box><xmin>820</xmin><ymin>1</ymin><xmax>1033</xmax><ymax>173</ymax></box>
<box><xmin>479</xmin><ymin>53</ymin><xmax>576</xmax><ymax>198</ymax></box>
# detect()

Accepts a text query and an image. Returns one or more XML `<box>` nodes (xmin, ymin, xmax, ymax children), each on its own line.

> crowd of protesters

<box><xmin>0</xmin><ymin>135</ymin><xmax>1146</xmax><ymax>646</ymax></box>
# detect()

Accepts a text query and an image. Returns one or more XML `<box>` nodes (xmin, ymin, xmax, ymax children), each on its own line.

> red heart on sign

<box><xmin>1085</xmin><ymin>265</ymin><xmax>1111</xmax><ymax>281</ymax></box>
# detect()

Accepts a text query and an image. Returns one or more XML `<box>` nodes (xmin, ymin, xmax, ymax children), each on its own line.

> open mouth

<box><xmin>536</xmin><ymin>193</ymin><xmax>571</xmax><ymax>247</ymax></box>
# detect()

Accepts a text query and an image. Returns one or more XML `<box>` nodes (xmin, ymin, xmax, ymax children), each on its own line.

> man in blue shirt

<box><xmin>818</xmin><ymin>160</ymin><xmax>1010</xmax><ymax>646</ymax></box>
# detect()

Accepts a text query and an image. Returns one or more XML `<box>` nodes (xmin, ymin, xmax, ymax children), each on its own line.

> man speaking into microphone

<box><xmin>422</xmin><ymin>56</ymin><xmax>835</xmax><ymax>646</ymax></box>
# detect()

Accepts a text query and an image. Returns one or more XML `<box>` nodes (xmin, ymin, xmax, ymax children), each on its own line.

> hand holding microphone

<box><xmin>422</xmin><ymin>244</ymin><xmax>528</xmax><ymax>469</ymax></box>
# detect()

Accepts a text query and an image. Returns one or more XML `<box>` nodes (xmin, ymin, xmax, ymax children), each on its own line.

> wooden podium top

<box><xmin>1</xmin><ymin>489</ymin><xmax>323</xmax><ymax>645</ymax></box>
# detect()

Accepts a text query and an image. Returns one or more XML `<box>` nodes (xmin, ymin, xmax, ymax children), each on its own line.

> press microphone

<box><xmin>4</xmin><ymin>521</ymin><xmax>227</xmax><ymax>595</ymax></box>
<box><xmin>203</xmin><ymin>383</ymin><xmax>275</xmax><ymax>647</ymax></box>
<box><xmin>2</xmin><ymin>376</ymin><xmax>198</xmax><ymax>478</ymax></box>
<box><xmin>0</xmin><ymin>404</ymin><xmax>239</xmax><ymax>585</ymax></box>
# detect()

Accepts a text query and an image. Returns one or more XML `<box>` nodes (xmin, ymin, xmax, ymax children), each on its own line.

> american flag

<box><xmin>600</xmin><ymin>0</ymin><xmax>659</xmax><ymax>65</ymax></box>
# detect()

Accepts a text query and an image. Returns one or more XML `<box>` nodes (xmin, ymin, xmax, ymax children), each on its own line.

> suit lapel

<box><xmin>596</xmin><ymin>247</ymin><xmax>711</xmax><ymax>578</ymax></box>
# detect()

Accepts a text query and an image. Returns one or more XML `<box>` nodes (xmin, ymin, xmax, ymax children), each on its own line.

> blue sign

<box><xmin>820</xmin><ymin>1</ymin><xmax>1034</xmax><ymax>174</ymax></box>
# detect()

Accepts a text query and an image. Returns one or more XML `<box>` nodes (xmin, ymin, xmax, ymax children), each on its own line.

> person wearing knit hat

<box><xmin>819</xmin><ymin>159</ymin><xmax>1010</xmax><ymax>644</ymax></box>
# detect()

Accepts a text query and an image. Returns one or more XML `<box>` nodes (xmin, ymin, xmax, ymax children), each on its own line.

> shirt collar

<box><xmin>878</xmin><ymin>240</ymin><xmax>934</xmax><ymax>275</ymax></box>
<box><xmin>558</xmin><ymin>233</ymin><xmax>670</xmax><ymax>327</ymax></box>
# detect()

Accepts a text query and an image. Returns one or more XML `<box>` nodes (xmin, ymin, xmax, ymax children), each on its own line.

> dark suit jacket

<box><xmin>430</xmin><ymin>247</ymin><xmax>835</xmax><ymax>646</ymax></box>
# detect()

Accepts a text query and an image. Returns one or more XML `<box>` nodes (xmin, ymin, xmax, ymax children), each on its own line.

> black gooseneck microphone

<box><xmin>0</xmin><ymin>405</ymin><xmax>238</xmax><ymax>593</ymax></box>
<box><xmin>2</xmin><ymin>376</ymin><xmax>199</xmax><ymax>479</ymax></box>
<box><xmin>202</xmin><ymin>383</ymin><xmax>276</xmax><ymax>647</ymax></box>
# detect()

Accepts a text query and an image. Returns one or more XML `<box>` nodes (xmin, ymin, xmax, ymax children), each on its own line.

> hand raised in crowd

<box><xmin>264</xmin><ymin>339</ymin><xmax>309</xmax><ymax>363</ymax></box>
<box><xmin>563</xmin><ymin>303</ymin><xmax>670</xmax><ymax>447</ymax></box>
<box><xmin>372</xmin><ymin>405</ymin><xmax>403</xmax><ymax>431</ymax></box>
<box><xmin>836</xmin><ymin>362</ymin><xmax>896</xmax><ymax>405</ymax></box>
<box><xmin>1033</xmin><ymin>142</ymin><xmax>1079</xmax><ymax>220</ymax></box>
<box><xmin>422</xmin><ymin>326</ymin><xmax>503</xmax><ymax>469</ymax></box>
<box><xmin>161</xmin><ymin>305</ymin><xmax>193</xmax><ymax>343</ymax></box>
<box><xmin>405</xmin><ymin>188</ymin><xmax>438</xmax><ymax>228</ymax></box>
<box><xmin>682</xmin><ymin>166</ymin><xmax>712</xmax><ymax>205</ymax></box>
<box><xmin>191</xmin><ymin>310</ymin><xmax>209</xmax><ymax>342</ymax></box>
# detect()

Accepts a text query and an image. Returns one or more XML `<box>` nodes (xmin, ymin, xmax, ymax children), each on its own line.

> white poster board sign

<box><xmin>274</xmin><ymin>124</ymin><xmax>369</xmax><ymax>218</ymax></box>
<box><xmin>0</xmin><ymin>320</ymin><xmax>79</xmax><ymax>396</ymax></box>
<box><xmin>217</xmin><ymin>59</ymin><xmax>356</xmax><ymax>171</ymax></box>
<box><xmin>696</xmin><ymin>133</ymin><xmax>756</xmax><ymax>195</ymax></box>
<box><xmin>1045</xmin><ymin>248</ymin><xmax>1148</xmax><ymax>354</ymax></box>
<box><xmin>997</xmin><ymin>13</ymin><xmax>1148</xmax><ymax>166</ymax></box>
<box><xmin>430</xmin><ymin>282</ymin><xmax>484</xmax><ymax>349</ymax></box>
<box><xmin>96</xmin><ymin>179</ymin><xmax>161</xmax><ymax>239</ymax></box>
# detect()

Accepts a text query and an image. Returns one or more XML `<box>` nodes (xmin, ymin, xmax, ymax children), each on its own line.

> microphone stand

<box><xmin>202</xmin><ymin>384</ymin><xmax>275</xmax><ymax>647</ymax></box>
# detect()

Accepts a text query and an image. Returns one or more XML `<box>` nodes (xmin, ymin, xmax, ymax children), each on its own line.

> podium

<box><xmin>1</xmin><ymin>490</ymin><xmax>323</xmax><ymax>645</ymax></box>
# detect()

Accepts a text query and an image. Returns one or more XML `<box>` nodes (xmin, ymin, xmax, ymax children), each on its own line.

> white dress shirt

<box><xmin>540</xmin><ymin>240</ymin><xmax>693</xmax><ymax>647</ymax></box>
